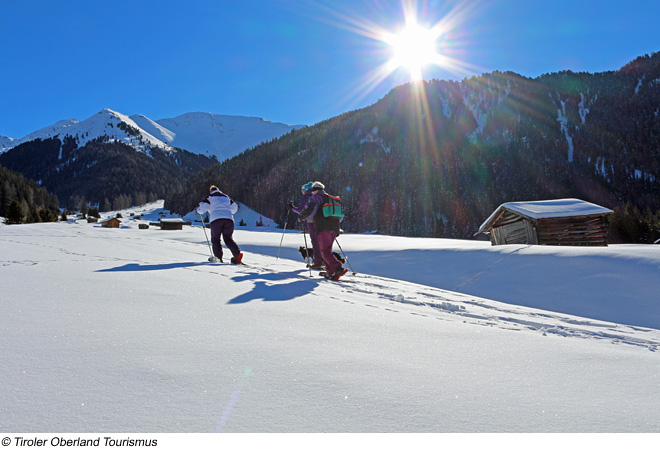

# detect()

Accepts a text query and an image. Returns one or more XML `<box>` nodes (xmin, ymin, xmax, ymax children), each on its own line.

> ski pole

<box><xmin>302</xmin><ymin>224</ymin><xmax>312</xmax><ymax>277</ymax></box>
<box><xmin>334</xmin><ymin>237</ymin><xmax>356</xmax><ymax>275</ymax></box>
<box><xmin>277</xmin><ymin>209</ymin><xmax>292</xmax><ymax>259</ymax></box>
<box><xmin>199</xmin><ymin>213</ymin><xmax>216</xmax><ymax>262</ymax></box>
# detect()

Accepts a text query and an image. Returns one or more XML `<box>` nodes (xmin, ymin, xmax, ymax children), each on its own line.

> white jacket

<box><xmin>196</xmin><ymin>189</ymin><xmax>239</xmax><ymax>223</ymax></box>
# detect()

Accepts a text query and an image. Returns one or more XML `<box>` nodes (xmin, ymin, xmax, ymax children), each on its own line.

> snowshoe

<box><xmin>231</xmin><ymin>252</ymin><xmax>244</xmax><ymax>265</ymax></box>
<box><xmin>321</xmin><ymin>267</ymin><xmax>349</xmax><ymax>281</ymax></box>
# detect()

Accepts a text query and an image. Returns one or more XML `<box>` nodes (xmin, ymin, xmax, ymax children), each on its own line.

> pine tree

<box><xmin>38</xmin><ymin>208</ymin><xmax>58</xmax><ymax>222</ymax></box>
<box><xmin>5</xmin><ymin>200</ymin><xmax>25</xmax><ymax>225</ymax></box>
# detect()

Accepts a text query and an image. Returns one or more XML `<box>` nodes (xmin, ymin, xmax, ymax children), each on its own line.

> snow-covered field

<box><xmin>2</xmin><ymin>201</ymin><xmax>660</xmax><ymax>434</ymax></box>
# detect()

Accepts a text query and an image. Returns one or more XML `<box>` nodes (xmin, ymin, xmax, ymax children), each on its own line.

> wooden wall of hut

<box><xmin>489</xmin><ymin>211</ymin><xmax>538</xmax><ymax>245</ymax></box>
<box><xmin>536</xmin><ymin>215</ymin><xmax>609</xmax><ymax>246</ymax></box>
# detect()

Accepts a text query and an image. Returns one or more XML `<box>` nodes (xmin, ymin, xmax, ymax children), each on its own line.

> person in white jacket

<box><xmin>197</xmin><ymin>185</ymin><xmax>243</xmax><ymax>264</ymax></box>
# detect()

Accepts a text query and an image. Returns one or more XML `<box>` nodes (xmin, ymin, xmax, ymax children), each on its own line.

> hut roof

<box><xmin>479</xmin><ymin>198</ymin><xmax>613</xmax><ymax>233</ymax></box>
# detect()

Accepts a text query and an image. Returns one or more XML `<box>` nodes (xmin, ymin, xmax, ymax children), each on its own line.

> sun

<box><xmin>383</xmin><ymin>20</ymin><xmax>444</xmax><ymax>81</ymax></box>
<box><xmin>305</xmin><ymin>0</ymin><xmax>479</xmax><ymax>106</ymax></box>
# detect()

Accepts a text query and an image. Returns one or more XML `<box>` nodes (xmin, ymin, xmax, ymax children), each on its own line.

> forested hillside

<box><xmin>0</xmin><ymin>137</ymin><xmax>214</xmax><ymax>211</ymax></box>
<box><xmin>0</xmin><ymin>165</ymin><xmax>59</xmax><ymax>223</ymax></box>
<box><xmin>166</xmin><ymin>52</ymin><xmax>660</xmax><ymax>243</ymax></box>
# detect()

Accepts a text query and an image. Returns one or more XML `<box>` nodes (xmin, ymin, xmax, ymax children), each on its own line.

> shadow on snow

<box><xmin>96</xmin><ymin>262</ymin><xmax>213</xmax><ymax>272</ymax></box>
<box><xmin>227</xmin><ymin>269</ymin><xmax>318</xmax><ymax>304</ymax></box>
<box><xmin>96</xmin><ymin>263</ymin><xmax>320</xmax><ymax>305</ymax></box>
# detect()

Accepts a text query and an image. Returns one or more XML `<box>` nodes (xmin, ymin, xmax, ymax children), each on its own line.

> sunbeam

<box><xmin>306</xmin><ymin>0</ymin><xmax>487</xmax><ymax>116</ymax></box>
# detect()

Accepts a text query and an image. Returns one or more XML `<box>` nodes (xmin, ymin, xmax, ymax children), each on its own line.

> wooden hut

<box><xmin>99</xmin><ymin>217</ymin><xmax>121</xmax><ymax>228</ymax></box>
<box><xmin>158</xmin><ymin>218</ymin><xmax>190</xmax><ymax>230</ymax></box>
<box><xmin>478</xmin><ymin>199</ymin><xmax>613</xmax><ymax>246</ymax></box>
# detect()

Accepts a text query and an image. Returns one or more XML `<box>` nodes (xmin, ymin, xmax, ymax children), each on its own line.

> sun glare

<box><xmin>383</xmin><ymin>21</ymin><xmax>444</xmax><ymax>81</ymax></box>
<box><xmin>308</xmin><ymin>0</ymin><xmax>481</xmax><ymax>109</ymax></box>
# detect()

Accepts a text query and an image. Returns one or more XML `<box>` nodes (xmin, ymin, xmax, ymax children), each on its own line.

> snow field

<box><xmin>2</xmin><ymin>203</ymin><xmax>660</xmax><ymax>433</ymax></box>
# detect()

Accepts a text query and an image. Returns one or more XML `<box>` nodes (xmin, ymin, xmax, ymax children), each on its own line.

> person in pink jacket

<box><xmin>290</xmin><ymin>181</ymin><xmax>323</xmax><ymax>269</ymax></box>
<box><xmin>298</xmin><ymin>181</ymin><xmax>347</xmax><ymax>280</ymax></box>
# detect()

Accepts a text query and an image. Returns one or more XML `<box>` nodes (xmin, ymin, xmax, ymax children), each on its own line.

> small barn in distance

<box><xmin>99</xmin><ymin>217</ymin><xmax>121</xmax><ymax>228</ymax></box>
<box><xmin>152</xmin><ymin>218</ymin><xmax>191</xmax><ymax>230</ymax></box>
<box><xmin>478</xmin><ymin>198</ymin><xmax>613</xmax><ymax>246</ymax></box>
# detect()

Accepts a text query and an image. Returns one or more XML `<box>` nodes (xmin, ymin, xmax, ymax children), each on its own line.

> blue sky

<box><xmin>1</xmin><ymin>0</ymin><xmax>659</xmax><ymax>138</ymax></box>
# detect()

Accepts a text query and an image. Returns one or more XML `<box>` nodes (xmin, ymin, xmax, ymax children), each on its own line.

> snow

<box><xmin>359</xmin><ymin>128</ymin><xmax>391</xmax><ymax>153</ymax></box>
<box><xmin>0</xmin><ymin>110</ymin><xmax>305</xmax><ymax>162</ymax></box>
<box><xmin>557</xmin><ymin>99</ymin><xmax>574</xmax><ymax>162</ymax></box>
<box><xmin>2</xmin><ymin>201</ymin><xmax>660</xmax><ymax>434</ymax></box>
<box><xmin>578</xmin><ymin>92</ymin><xmax>590</xmax><ymax>124</ymax></box>
<box><xmin>129</xmin><ymin>114</ymin><xmax>177</xmax><ymax>143</ymax></box>
<box><xmin>98</xmin><ymin>217</ymin><xmax>120</xmax><ymax>224</ymax></box>
<box><xmin>0</xmin><ymin>110</ymin><xmax>171</xmax><ymax>154</ymax></box>
<box><xmin>0</xmin><ymin>135</ymin><xmax>15</xmax><ymax>149</ymax></box>
<box><xmin>441</xmin><ymin>95</ymin><xmax>452</xmax><ymax>118</ymax></box>
<box><xmin>466</xmin><ymin>98</ymin><xmax>488</xmax><ymax>141</ymax></box>
<box><xmin>145</xmin><ymin>112</ymin><xmax>305</xmax><ymax>161</ymax></box>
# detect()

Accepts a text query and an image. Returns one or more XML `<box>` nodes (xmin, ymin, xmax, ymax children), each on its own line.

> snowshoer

<box><xmin>299</xmin><ymin>181</ymin><xmax>348</xmax><ymax>280</ymax></box>
<box><xmin>289</xmin><ymin>181</ymin><xmax>323</xmax><ymax>269</ymax></box>
<box><xmin>196</xmin><ymin>185</ymin><xmax>243</xmax><ymax>264</ymax></box>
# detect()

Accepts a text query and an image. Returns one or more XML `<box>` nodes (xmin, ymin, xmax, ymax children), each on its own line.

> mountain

<box><xmin>1</xmin><ymin>109</ymin><xmax>305</xmax><ymax>161</ymax></box>
<box><xmin>1</xmin><ymin>110</ymin><xmax>173</xmax><ymax>155</ymax></box>
<box><xmin>0</xmin><ymin>137</ymin><xmax>213</xmax><ymax>210</ymax></box>
<box><xmin>165</xmin><ymin>51</ymin><xmax>660</xmax><ymax>243</ymax></box>
<box><xmin>131</xmin><ymin>112</ymin><xmax>306</xmax><ymax>160</ymax></box>
<box><xmin>0</xmin><ymin>109</ymin><xmax>305</xmax><ymax>209</ymax></box>
<box><xmin>0</xmin><ymin>135</ymin><xmax>14</xmax><ymax>149</ymax></box>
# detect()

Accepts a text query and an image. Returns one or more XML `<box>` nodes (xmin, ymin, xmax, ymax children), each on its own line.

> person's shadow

<box><xmin>96</xmin><ymin>262</ymin><xmax>209</xmax><ymax>272</ymax></box>
<box><xmin>228</xmin><ymin>270</ymin><xmax>318</xmax><ymax>304</ymax></box>
<box><xmin>96</xmin><ymin>263</ymin><xmax>319</xmax><ymax>304</ymax></box>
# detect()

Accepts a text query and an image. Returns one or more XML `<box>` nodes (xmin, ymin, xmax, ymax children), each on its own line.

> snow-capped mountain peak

<box><xmin>129</xmin><ymin>114</ymin><xmax>177</xmax><ymax>144</ymax></box>
<box><xmin>0</xmin><ymin>135</ymin><xmax>15</xmax><ymax>149</ymax></box>
<box><xmin>77</xmin><ymin>108</ymin><xmax>173</xmax><ymax>151</ymax></box>
<box><xmin>2</xmin><ymin>109</ymin><xmax>306</xmax><ymax>160</ymax></box>
<box><xmin>134</xmin><ymin>111</ymin><xmax>305</xmax><ymax>159</ymax></box>
<box><xmin>13</xmin><ymin>118</ymin><xmax>80</xmax><ymax>144</ymax></box>
<box><xmin>0</xmin><ymin>108</ymin><xmax>174</xmax><ymax>154</ymax></box>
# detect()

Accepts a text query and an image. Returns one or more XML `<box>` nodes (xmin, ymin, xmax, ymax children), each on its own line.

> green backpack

<box><xmin>322</xmin><ymin>194</ymin><xmax>344</xmax><ymax>219</ymax></box>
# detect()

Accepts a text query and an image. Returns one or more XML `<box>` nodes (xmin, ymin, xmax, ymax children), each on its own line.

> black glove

<box><xmin>287</xmin><ymin>201</ymin><xmax>294</xmax><ymax>210</ymax></box>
